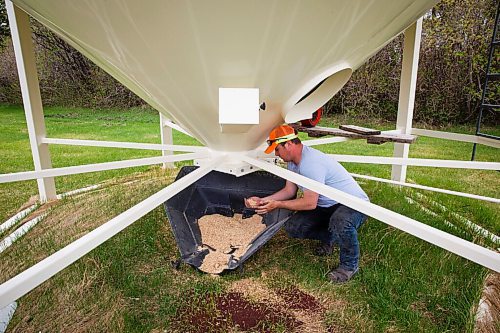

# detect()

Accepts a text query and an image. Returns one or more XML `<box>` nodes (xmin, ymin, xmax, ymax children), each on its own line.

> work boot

<box><xmin>314</xmin><ymin>242</ymin><xmax>333</xmax><ymax>256</ymax></box>
<box><xmin>327</xmin><ymin>267</ymin><xmax>358</xmax><ymax>284</ymax></box>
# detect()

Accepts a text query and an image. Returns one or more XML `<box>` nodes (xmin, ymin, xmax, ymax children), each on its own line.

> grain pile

<box><xmin>198</xmin><ymin>213</ymin><xmax>265</xmax><ymax>274</ymax></box>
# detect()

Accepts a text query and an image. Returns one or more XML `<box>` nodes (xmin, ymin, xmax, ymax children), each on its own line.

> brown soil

<box><xmin>176</xmin><ymin>291</ymin><xmax>302</xmax><ymax>333</ymax></box>
<box><xmin>174</xmin><ymin>278</ymin><xmax>346</xmax><ymax>332</ymax></box>
<box><xmin>230</xmin><ymin>278</ymin><xmax>328</xmax><ymax>332</ymax></box>
<box><xmin>275</xmin><ymin>285</ymin><xmax>323</xmax><ymax>312</ymax></box>
<box><xmin>198</xmin><ymin>214</ymin><xmax>265</xmax><ymax>274</ymax></box>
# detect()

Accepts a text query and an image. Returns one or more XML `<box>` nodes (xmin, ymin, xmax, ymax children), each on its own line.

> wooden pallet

<box><xmin>339</xmin><ymin>124</ymin><xmax>381</xmax><ymax>135</ymax></box>
<box><xmin>290</xmin><ymin>124</ymin><xmax>417</xmax><ymax>144</ymax></box>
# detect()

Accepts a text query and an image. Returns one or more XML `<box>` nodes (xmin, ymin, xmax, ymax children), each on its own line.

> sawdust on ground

<box><xmin>198</xmin><ymin>214</ymin><xmax>265</xmax><ymax>274</ymax></box>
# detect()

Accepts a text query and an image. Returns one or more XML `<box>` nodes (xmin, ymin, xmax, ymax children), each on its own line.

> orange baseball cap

<box><xmin>264</xmin><ymin>125</ymin><xmax>298</xmax><ymax>154</ymax></box>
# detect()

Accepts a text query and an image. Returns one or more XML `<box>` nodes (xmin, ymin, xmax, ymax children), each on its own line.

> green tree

<box><xmin>0</xmin><ymin>2</ymin><xmax>10</xmax><ymax>49</ymax></box>
<box><xmin>327</xmin><ymin>0</ymin><xmax>497</xmax><ymax>125</ymax></box>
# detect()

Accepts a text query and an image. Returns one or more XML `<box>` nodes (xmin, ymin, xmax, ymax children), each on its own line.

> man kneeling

<box><xmin>245</xmin><ymin>125</ymin><xmax>369</xmax><ymax>283</ymax></box>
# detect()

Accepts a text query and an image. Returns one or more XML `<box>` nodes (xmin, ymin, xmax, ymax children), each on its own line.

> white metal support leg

<box><xmin>6</xmin><ymin>0</ymin><xmax>56</xmax><ymax>201</ymax></box>
<box><xmin>391</xmin><ymin>18</ymin><xmax>422</xmax><ymax>182</ymax></box>
<box><xmin>159</xmin><ymin>113</ymin><xmax>174</xmax><ymax>169</ymax></box>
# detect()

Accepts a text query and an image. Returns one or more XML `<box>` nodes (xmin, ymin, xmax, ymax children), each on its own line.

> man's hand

<box><xmin>244</xmin><ymin>196</ymin><xmax>263</xmax><ymax>208</ymax></box>
<box><xmin>255</xmin><ymin>190</ymin><xmax>318</xmax><ymax>214</ymax></box>
<box><xmin>255</xmin><ymin>199</ymin><xmax>281</xmax><ymax>214</ymax></box>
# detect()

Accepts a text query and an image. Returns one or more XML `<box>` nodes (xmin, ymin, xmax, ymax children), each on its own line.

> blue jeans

<box><xmin>284</xmin><ymin>204</ymin><xmax>367</xmax><ymax>271</ymax></box>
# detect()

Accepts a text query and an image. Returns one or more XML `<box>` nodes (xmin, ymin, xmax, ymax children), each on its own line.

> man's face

<box><xmin>274</xmin><ymin>141</ymin><xmax>292</xmax><ymax>161</ymax></box>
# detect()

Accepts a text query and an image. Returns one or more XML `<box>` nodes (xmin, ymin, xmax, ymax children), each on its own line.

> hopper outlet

<box><xmin>164</xmin><ymin>166</ymin><xmax>292</xmax><ymax>273</ymax></box>
<box><xmin>284</xmin><ymin>66</ymin><xmax>352</xmax><ymax>124</ymax></box>
<box><xmin>219</xmin><ymin>88</ymin><xmax>260</xmax><ymax>134</ymax></box>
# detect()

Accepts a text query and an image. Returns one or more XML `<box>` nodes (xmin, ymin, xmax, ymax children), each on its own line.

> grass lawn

<box><xmin>0</xmin><ymin>105</ymin><xmax>498</xmax><ymax>332</ymax></box>
<box><xmin>0</xmin><ymin>105</ymin><xmax>200</xmax><ymax>224</ymax></box>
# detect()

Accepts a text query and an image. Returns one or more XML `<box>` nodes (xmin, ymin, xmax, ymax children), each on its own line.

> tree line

<box><xmin>0</xmin><ymin>0</ymin><xmax>498</xmax><ymax>125</ymax></box>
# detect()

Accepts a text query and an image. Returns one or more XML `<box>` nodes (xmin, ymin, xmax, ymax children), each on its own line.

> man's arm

<box><xmin>255</xmin><ymin>189</ymin><xmax>319</xmax><ymax>214</ymax></box>
<box><xmin>262</xmin><ymin>180</ymin><xmax>298</xmax><ymax>201</ymax></box>
<box><xmin>245</xmin><ymin>180</ymin><xmax>297</xmax><ymax>208</ymax></box>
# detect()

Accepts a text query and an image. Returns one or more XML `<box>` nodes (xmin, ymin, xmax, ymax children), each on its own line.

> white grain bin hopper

<box><xmin>11</xmin><ymin>0</ymin><xmax>438</xmax><ymax>152</ymax></box>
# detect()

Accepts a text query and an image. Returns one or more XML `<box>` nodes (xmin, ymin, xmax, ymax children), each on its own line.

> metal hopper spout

<box><xmin>164</xmin><ymin>166</ymin><xmax>292</xmax><ymax>273</ymax></box>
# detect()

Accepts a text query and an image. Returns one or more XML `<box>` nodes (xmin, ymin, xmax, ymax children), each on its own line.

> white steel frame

<box><xmin>40</xmin><ymin>138</ymin><xmax>207</xmax><ymax>153</ymax></box>
<box><xmin>329</xmin><ymin>154</ymin><xmax>499</xmax><ymax>170</ymax></box>
<box><xmin>6</xmin><ymin>0</ymin><xmax>56</xmax><ymax>201</ymax></box>
<box><xmin>349</xmin><ymin>173</ymin><xmax>500</xmax><ymax>204</ymax></box>
<box><xmin>412</xmin><ymin>128</ymin><xmax>500</xmax><ymax>148</ymax></box>
<box><xmin>392</xmin><ymin>18</ymin><xmax>422</xmax><ymax>182</ymax></box>
<box><xmin>0</xmin><ymin>153</ymin><xmax>207</xmax><ymax>184</ymax></box>
<box><xmin>1</xmin><ymin>3</ymin><xmax>498</xmax><ymax>312</ymax></box>
<box><xmin>159</xmin><ymin>113</ymin><xmax>174</xmax><ymax>169</ymax></box>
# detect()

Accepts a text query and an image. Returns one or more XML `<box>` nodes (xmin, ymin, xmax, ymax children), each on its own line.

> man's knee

<box><xmin>329</xmin><ymin>206</ymin><xmax>365</xmax><ymax>235</ymax></box>
<box><xmin>283</xmin><ymin>212</ymin><xmax>318</xmax><ymax>239</ymax></box>
<box><xmin>283</xmin><ymin>218</ymin><xmax>303</xmax><ymax>238</ymax></box>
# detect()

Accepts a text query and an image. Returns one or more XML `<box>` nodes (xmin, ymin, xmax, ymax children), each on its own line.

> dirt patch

<box><xmin>218</xmin><ymin>292</ymin><xmax>302</xmax><ymax>331</ymax></box>
<box><xmin>176</xmin><ymin>291</ymin><xmax>302</xmax><ymax>333</ymax></box>
<box><xmin>230</xmin><ymin>278</ymin><xmax>282</xmax><ymax>304</ymax></box>
<box><xmin>198</xmin><ymin>214</ymin><xmax>266</xmax><ymax>274</ymax></box>
<box><xmin>276</xmin><ymin>285</ymin><xmax>323</xmax><ymax>312</ymax></box>
<box><xmin>230</xmin><ymin>278</ymin><xmax>329</xmax><ymax>332</ymax></box>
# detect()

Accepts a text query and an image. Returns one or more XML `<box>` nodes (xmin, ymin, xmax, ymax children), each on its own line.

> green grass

<box><xmin>0</xmin><ymin>105</ymin><xmax>199</xmax><ymax>223</ymax></box>
<box><xmin>0</xmin><ymin>105</ymin><xmax>498</xmax><ymax>332</ymax></box>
